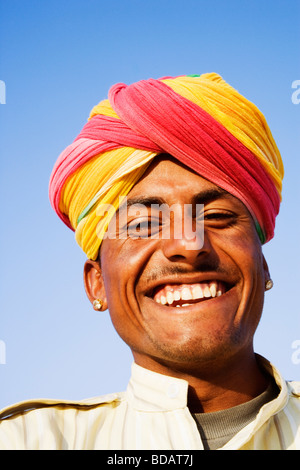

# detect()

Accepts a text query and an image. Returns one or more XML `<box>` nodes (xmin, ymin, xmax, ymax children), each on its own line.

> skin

<box><xmin>84</xmin><ymin>156</ymin><xmax>271</xmax><ymax>413</ymax></box>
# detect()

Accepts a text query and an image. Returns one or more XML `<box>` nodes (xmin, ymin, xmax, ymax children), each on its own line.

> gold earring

<box><xmin>265</xmin><ymin>279</ymin><xmax>273</xmax><ymax>291</ymax></box>
<box><xmin>93</xmin><ymin>299</ymin><xmax>103</xmax><ymax>311</ymax></box>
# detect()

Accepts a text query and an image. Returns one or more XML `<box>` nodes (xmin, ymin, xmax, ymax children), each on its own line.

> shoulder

<box><xmin>283</xmin><ymin>380</ymin><xmax>300</xmax><ymax>425</ymax></box>
<box><xmin>0</xmin><ymin>392</ymin><xmax>124</xmax><ymax>420</ymax></box>
<box><xmin>0</xmin><ymin>392</ymin><xmax>125</xmax><ymax>449</ymax></box>
<box><xmin>287</xmin><ymin>380</ymin><xmax>300</xmax><ymax>399</ymax></box>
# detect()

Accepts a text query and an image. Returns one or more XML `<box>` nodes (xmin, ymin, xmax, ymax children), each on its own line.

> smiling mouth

<box><xmin>151</xmin><ymin>281</ymin><xmax>230</xmax><ymax>308</ymax></box>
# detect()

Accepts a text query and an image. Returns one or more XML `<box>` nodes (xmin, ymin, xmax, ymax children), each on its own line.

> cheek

<box><xmin>100</xmin><ymin>239</ymin><xmax>156</xmax><ymax>308</ymax></box>
<box><xmin>212</xmin><ymin>229</ymin><xmax>266</xmax><ymax>313</ymax></box>
<box><xmin>214</xmin><ymin>225</ymin><xmax>263</xmax><ymax>270</ymax></box>
<box><xmin>222</xmin><ymin>232</ymin><xmax>265</xmax><ymax>321</ymax></box>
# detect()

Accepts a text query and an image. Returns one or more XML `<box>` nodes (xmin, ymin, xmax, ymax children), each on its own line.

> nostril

<box><xmin>162</xmin><ymin>240</ymin><xmax>208</xmax><ymax>263</ymax></box>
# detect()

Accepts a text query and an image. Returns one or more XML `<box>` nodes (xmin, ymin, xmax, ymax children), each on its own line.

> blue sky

<box><xmin>0</xmin><ymin>0</ymin><xmax>299</xmax><ymax>409</ymax></box>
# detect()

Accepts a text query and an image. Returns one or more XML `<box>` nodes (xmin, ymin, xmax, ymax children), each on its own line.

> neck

<box><xmin>186</xmin><ymin>353</ymin><xmax>269</xmax><ymax>413</ymax></box>
<box><xmin>134</xmin><ymin>350</ymin><xmax>270</xmax><ymax>413</ymax></box>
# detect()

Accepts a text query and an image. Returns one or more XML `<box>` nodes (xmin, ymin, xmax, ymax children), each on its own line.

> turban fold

<box><xmin>49</xmin><ymin>73</ymin><xmax>283</xmax><ymax>260</ymax></box>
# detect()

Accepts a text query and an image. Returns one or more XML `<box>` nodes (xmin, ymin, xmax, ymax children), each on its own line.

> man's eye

<box><xmin>127</xmin><ymin>218</ymin><xmax>160</xmax><ymax>238</ymax></box>
<box><xmin>203</xmin><ymin>212</ymin><xmax>237</xmax><ymax>227</ymax></box>
<box><xmin>204</xmin><ymin>212</ymin><xmax>232</xmax><ymax>219</ymax></box>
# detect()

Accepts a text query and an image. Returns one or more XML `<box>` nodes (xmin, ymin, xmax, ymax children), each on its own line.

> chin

<box><xmin>145</xmin><ymin>323</ymin><xmax>246</xmax><ymax>371</ymax></box>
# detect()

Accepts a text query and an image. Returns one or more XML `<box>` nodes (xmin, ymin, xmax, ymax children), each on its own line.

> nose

<box><xmin>161</xmin><ymin>206</ymin><xmax>210</xmax><ymax>263</ymax></box>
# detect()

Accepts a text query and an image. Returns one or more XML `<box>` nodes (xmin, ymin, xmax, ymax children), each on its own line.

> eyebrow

<box><xmin>121</xmin><ymin>188</ymin><xmax>230</xmax><ymax>210</ymax></box>
<box><xmin>192</xmin><ymin>188</ymin><xmax>230</xmax><ymax>205</ymax></box>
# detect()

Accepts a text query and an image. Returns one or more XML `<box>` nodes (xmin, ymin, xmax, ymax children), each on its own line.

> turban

<box><xmin>49</xmin><ymin>73</ymin><xmax>284</xmax><ymax>260</ymax></box>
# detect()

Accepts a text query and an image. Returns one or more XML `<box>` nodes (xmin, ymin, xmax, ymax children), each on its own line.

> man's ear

<box><xmin>83</xmin><ymin>260</ymin><xmax>108</xmax><ymax>311</ymax></box>
<box><xmin>262</xmin><ymin>255</ymin><xmax>271</xmax><ymax>284</ymax></box>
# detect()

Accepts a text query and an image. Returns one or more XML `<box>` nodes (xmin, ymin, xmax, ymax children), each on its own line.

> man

<box><xmin>0</xmin><ymin>73</ymin><xmax>299</xmax><ymax>450</ymax></box>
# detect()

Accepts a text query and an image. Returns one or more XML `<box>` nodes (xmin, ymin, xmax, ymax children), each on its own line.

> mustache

<box><xmin>144</xmin><ymin>260</ymin><xmax>229</xmax><ymax>284</ymax></box>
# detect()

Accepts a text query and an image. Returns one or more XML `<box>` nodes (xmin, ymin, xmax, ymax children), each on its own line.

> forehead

<box><xmin>127</xmin><ymin>156</ymin><xmax>222</xmax><ymax>203</ymax></box>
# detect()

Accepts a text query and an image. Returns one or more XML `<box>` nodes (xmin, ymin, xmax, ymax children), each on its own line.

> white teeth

<box><xmin>209</xmin><ymin>283</ymin><xmax>217</xmax><ymax>298</ymax></box>
<box><xmin>192</xmin><ymin>284</ymin><xmax>204</xmax><ymax>299</ymax></box>
<box><xmin>174</xmin><ymin>290</ymin><xmax>181</xmax><ymax>301</ymax></box>
<box><xmin>166</xmin><ymin>291</ymin><xmax>174</xmax><ymax>305</ymax></box>
<box><xmin>154</xmin><ymin>281</ymin><xmax>224</xmax><ymax>306</ymax></box>
<box><xmin>181</xmin><ymin>287</ymin><xmax>193</xmax><ymax>301</ymax></box>
<box><xmin>203</xmin><ymin>285</ymin><xmax>211</xmax><ymax>298</ymax></box>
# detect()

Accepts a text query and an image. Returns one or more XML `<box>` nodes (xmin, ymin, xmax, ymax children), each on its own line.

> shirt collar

<box><xmin>250</xmin><ymin>354</ymin><xmax>289</xmax><ymax>420</ymax></box>
<box><xmin>126</xmin><ymin>355</ymin><xmax>289</xmax><ymax>414</ymax></box>
<box><xmin>126</xmin><ymin>362</ymin><xmax>189</xmax><ymax>411</ymax></box>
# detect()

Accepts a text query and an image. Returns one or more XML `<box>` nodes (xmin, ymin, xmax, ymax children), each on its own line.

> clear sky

<box><xmin>0</xmin><ymin>0</ymin><xmax>299</xmax><ymax>409</ymax></box>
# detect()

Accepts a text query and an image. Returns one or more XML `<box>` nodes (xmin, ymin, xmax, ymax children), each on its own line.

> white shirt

<box><xmin>0</xmin><ymin>356</ymin><xmax>299</xmax><ymax>450</ymax></box>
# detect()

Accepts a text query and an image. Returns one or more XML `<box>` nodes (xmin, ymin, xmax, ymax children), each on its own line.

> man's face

<box><xmin>89</xmin><ymin>157</ymin><xmax>269</xmax><ymax>373</ymax></box>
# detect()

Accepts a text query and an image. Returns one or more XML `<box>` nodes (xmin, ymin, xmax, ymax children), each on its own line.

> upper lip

<box><xmin>144</xmin><ymin>273</ymin><xmax>237</xmax><ymax>298</ymax></box>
